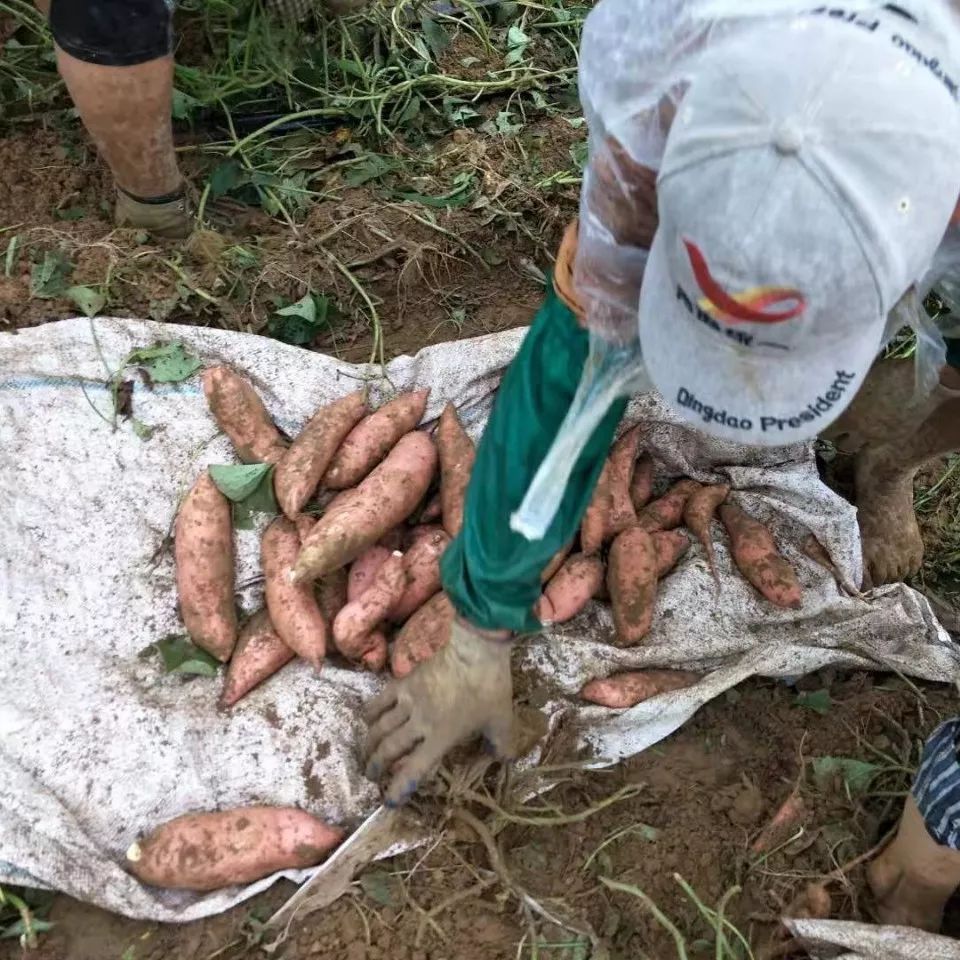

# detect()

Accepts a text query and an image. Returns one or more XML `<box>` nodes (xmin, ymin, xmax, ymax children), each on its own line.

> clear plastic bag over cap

<box><xmin>573</xmin><ymin>0</ymin><xmax>960</xmax><ymax>346</ymax></box>
<box><xmin>516</xmin><ymin>0</ymin><xmax>960</xmax><ymax>542</ymax></box>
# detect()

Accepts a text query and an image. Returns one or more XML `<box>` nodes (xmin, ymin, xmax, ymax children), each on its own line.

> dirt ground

<box><xmin>2</xmin><ymin>30</ymin><xmax>960</xmax><ymax>960</ymax></box>
<box><xmin>7</xmin><ymin>675</ymin><xmax>957</xmax><ymax>960</ymax></box>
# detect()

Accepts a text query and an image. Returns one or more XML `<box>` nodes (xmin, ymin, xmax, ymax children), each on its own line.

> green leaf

<box><xmin>569</xmin><ymin>140</ymin><xmax>589</xmax><ymax>172</ymax></box>
<box><xmin>812</xmin><ymin>756</ymin><xmax>882</xmax><ymax>796</ymax></box>
<box><xmin>796</xmin><ymin>689</ymin><xmax>831</xmax><ymax>715</ymax></box>
<box><xmin>276</xmin><ymin>292</ymin><xmax>317</xmax><ymax>323</ymax></box>
<box><xmin>30</xmin><ymin>249</ymin><xmax>73</xmax><ymax>298</ymax></box>
<box><xmin>268</xmin><ymin>294</ymin><xmax>332</xmax><ymax>346</ymax></box>
<box><xmin>171</xmin><ymin>88</ymin><xmax>200</xmax><ymax>121</ymax></box>
<box><xmin>420</xmin><ymin>15</ymin><xmax>450</xmax><ymax>59</ymax></box>
<box><xmin>232</xmin><ymin>467</ymin><xmax>279</xmax><ymax>530</ymax></box>
<box><xmin>125</xmin><ymin>342</ymin><xmax>202</xmax><ymax>383</ymax></box>
<box><xmin>507</xmin><ymin>24</ymin><xmax>530</xmax><ymax>46</ymax></box>
<box><xmin>209</xmin><ymin>463</ymin><xmax>272</xmax><ymax>501</ymax></box>
<box><xmin>0</xmin><ymin>918</ymin><xmax>54</xmax><ymax>940</ymax></box>
<box><xmin>343</xmin><ymin>155</ymin><xmax>399</xmax><ymax>187</ymax></box>
<box><xmin>392</xmin><ymin>173</ymin><xmax>474</xmax><ymax>209</ymax></box>
<box><xmin>359</xmin><ymin>869</ymin><xmax>401</xmax><ymax>907</ymax></box>
<box><xmin>154</xmin><ymin>635</ymin><xmax>221</xmax><ymax>676</ymax></box>
<box><xmin>121</xmin><ymin>948</ymin><xmax>136</xmax><ymax>960</ymax></box>
<box><xmin>67</xmin><ymin>285</ymin><xmax>106</xmax><ymax>318</ymax></box>
<box><xmin>55</xmin><ymin>206</ymin><xmax>86</xmax><ymax>221</ymax></box>
<box><xmin>131</xmin><ymin>418</ymin><xmax>154</xmax><ymax>441</ymax></box>
<box><xmin>209</xmin><ymin>159</ymin><xmax>246</xmax><ymax>198</ymax></box>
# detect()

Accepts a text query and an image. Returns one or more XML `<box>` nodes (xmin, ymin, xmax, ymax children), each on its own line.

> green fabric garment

<box><xmin>440</xmin><ymin>286</ymin><xmax>627</xmax><ymax>633</ymax></box>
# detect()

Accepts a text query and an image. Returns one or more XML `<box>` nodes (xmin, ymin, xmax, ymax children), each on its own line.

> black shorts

<box><xmin>50</xmin><ymin>0</ymin><xmax>174</xmax><ymax>66</ymax></box>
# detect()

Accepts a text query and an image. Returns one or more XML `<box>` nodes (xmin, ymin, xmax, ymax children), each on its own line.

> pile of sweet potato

<box><xmin>175</xmin><ymin>365</ymin><xmax>478</xmax><ymax>706</ymax></box>
<box><xmin>175</xmin><ymin>373</ymin><xmax>807</xmax><ymax>711</ymax></box>
<box><xmin>534</xmin><ymin>424</ymin><xmax>806</xmax><ymax>711</ymax></box>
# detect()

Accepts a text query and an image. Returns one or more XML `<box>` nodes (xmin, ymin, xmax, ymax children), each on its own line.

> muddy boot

<box><xmin>54</xmin><ymin>51</ymin><xmax>190</xmax><ymax>239</ymax></box>
<box><xmin>115</xmin><ymin>186</ymin><xmax>192</xmax><ymax>240</ymax></box>
<box><xmin>822</xmin><ymin>358</ymin><xmax>960</xmax><ymax>586</ymax></box>
<box><xmin>868</xmin><ymin>721</ymin><xmax>960</xmax><ymax>931</ymax></box>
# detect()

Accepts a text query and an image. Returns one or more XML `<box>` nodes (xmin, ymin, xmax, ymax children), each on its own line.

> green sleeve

<box><xmin>439</xmin><ymin>286</ymin><xmax>627</xmax><ymax>633</ymax></box>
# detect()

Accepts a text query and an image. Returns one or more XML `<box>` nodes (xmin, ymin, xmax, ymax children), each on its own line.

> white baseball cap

<box><xmin>639</xmin><ymin>7</ymin><xmax>960</xmax><ymax>447</ymax></box>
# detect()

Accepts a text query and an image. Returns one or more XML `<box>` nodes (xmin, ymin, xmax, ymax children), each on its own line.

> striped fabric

<box><xmin>913</xmin><ymin>719</ymin><xmax>960</xmax><ymax>850</ymax></box>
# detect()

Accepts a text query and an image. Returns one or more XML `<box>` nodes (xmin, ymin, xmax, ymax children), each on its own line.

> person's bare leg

<box><xmin>868</xmin><ymin>796</ymin><xmax>960</xmax><ymax>931</ymax></box>
<box><xmin>55</xmin><ymin>50</ymin><xmax>181</xmax><ymax>200</ymax></box>
<box><xmin>822</xmin><ymin>357</ymin><xmax>960</xmax><ymax>586</ymax></box>
<box><xmin>854</xmin><ymin>378</ymin><xmax>960</xmax><ymax>585</ymax></box>
<box><xmin>869</xmin><ymin>721</ymin><xmax>960</xmax><ymax>931</ymax></box>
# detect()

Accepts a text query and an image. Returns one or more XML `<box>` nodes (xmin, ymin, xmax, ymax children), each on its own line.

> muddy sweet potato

<box><xmin>637</xmin><ymin>479</ymin><xmax>701</xmax><ymax>532</ymax></box>
<box><xmin>348</xmin><ymin>546</ymin><xmax>392</xmax><ymax>599</ymax></box>
<box><xmin>438</xmin><ymin>402</ymin><xmax>476</xmax><ymax>537</ymax></box>
<box><xmin>389</xmin><ymin>528</ymin><xmax>450</xmax><ymax>623</ymax></box>
<box><xmin>581</xmin><ymin>426</ymin><xmax>643</xmax><ymax>553</ymax></box>
<box><xmin>333</xmin><ymin>552</ymin><xmax>405</xmax><ymax>659</ymax></box>
<box><xmin>262</xmin><ymin>518</ymin><xmax>328</xmax><ymax>668</ymax></box>
<box><xmin>652</xmin><ymin>529</ymin><xmax>690</xmax><ymax>578</ymax></box>
<box><xmin>202</xmin><ymin>366</ymin><xmax>287</xmax><ymax>464</ymax></box>
<box><xmin>294</xmin><ymin>431</ymin><xmax>437</xmax><ymax>582</ymax></box>
<box><xmin>323</xmin><ymin>389</ymin><xmax>430</xmax><ymax>489</ymax></box>
<box><xmin>607</xmin><ymin>527</ymin><xmax>658</xmax><ymax>646</ymax></box>
<box><xmin>274</xmin><ymin>392</ymin><xmax>368</xmax><ymax>519</ymax></box>
<box><xmin>391</xmin><ymin>592</ymin><xmax>455</xmax><ymax>678</ymax></box>
<box><xmin>580</xmin><ymin>669</ymin><xmax>701</xmax><ymax>708</ymax></box>
<box><xmin>126</xmin><ymin>806</ymin><xmax>344</xmax><ymax>891</ymax></box>
<box><xmin>629</xmin><ymin>453</ymin><xmax>655</xmax><ymax>511</ymax></box>
<box><xmin>719</xmin><ymin>504</ymin><xmax>803</xmax><ymax>609</ymax></box>
<box><xmin>220</xmin><ymin>610</ymin><xmax>294</xmax><ymax>708</ymax></box>
<box><xmin>316</xmin><ymin>567</ymin><xmax>349</xmax><ymax>625</ymax></box>
<box><xmin>360</xmin><ymin>631</ymin><xmax>388</xmax><ymax>672</ymax></box>
<box><xmin>540</xmin><ymin>541</ymin><xmax>573</xmax><ymax>584</ymax></box>
<box><xmin>418</xmin><ymin>492</ymin><xmax>442</xmax><ymax>524</ymax></box>
<box><xmin>536</xmin><ymin>554</ymin><xmax>604</xmax><ymax>624</ymax></box>
<box><xmin>175</xmin><ymin>471</ymin><xmax>237</xmax><ymax>661</ymax></box>
<box><xmin>683</xmin><ymin>484</ymin><xmax>730</xmax><ymax>583</ymax></box>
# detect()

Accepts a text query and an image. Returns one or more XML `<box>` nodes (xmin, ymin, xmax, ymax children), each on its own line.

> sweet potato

<box><xmin>418</xmin><ymin>492</ymin><xmax>442</xmax><ymax>523</ymax></box>
<box><xmin>262</xmin><ymin>518</ymin><xmax>328</xmax><ymax>668</ymax></box>
<box><xmin>405</xmin><ymin>523</ymin><xmax>446</xmax><ymax>548</ymax></box>
<box><xmin>220</xmin><ymin>610</ymin><xmax>294</xmax><ymax>708</ymax></box>
<box><xmin>719</xmin><ymin>504</ymin><xmax>803</xmax><ymax>609</ymax></box>
<box><xmin>637</xmin><ymin>479</ymin><xmax>701</xmax><ymax>532</ymax></box>
<box><xmin>536</xmin><ymin>554</ymin><xmax>604</xmax><ymax>624</ymax></box>
<box><xmin>801</xmin><ymin>533</ymin><xmax>861</xmax><ymax>596</ymax></box>
<box><xmin>348</xmin><ymin>546</ymin><xmax>392</xmax><ymax>600</ymax></box>
<box><xmin>389</xmin><ymin>528</ymin><xmax>450</xmax><ymax>623</ymax></box>
<box><xmin>581</xmin><ymin>460</ymin><xmax>613</xmax><ymax>555</ymax></box>
<box><xmin>607</xmin><ymin>527</ymin><xmax>658</xmax><ymax>646</ymax></box>
<box><xmin>333</xmin><ymin>552</ymin><xmax>405</xmax><ymax>659</ymax></box>
<box><xmin>629</xmin><ymin>453</ymin><xmax>655</xmax><ymax>511</ymax></box>
<box><xmin>541</xmin><ymin>541</ymin><xmax>573</xmax><ymax>584</ymax></box>
<box><xmin>323</xmin><ymin>389</ymin><xmax>430</xmax><ymax>489</ymax></box>
<box><xmin>294</xmin><ymin>514</ymin><xmax>316</xmax><ymax>542</ymax></box>
<box><xmin>580</xmin><ymin>669</ymin><xmax>701</xmax><ymax>708</ymax></box>
<box><xmin>607</xmin><ymin>425</ymin><xmax>642</xmax><ymax>532</ymax></box>
<box><xmin>683</xmin><ymin>483</ymin><xmax>730</xmax><ymax>583</ymax></box>
<box><xmin>294</xmin><ymin>431</ymin><xmax>437</xmax><ymax>582</ymax></box>
<box><xmin>202</xmin><ymin>366</ymin><xmax>287</xmax><ymax>464</ymax></box>
<box><xmin>581</xmin><ymin>427</ymin><xmax>643</xmax><ymax>553</ymax></box>
<box><xmin>274</xmin><ymin>392</ymin><xmax>367</xmax><ymax>520</ymax></box>
<box><xmin>175</xmin><ymin>471</ymin><xmax>237</xmax><ymax>661</ymax></box>
<box><xmin>316</xmin><ymin>567</ymin><xmax>349</xmax><ymax>625</ymax></box>
<box><xmin>126</xmin><ymin>806</ymin><xmax>343</xmax><ymax>891</ymax></box>
<box><xmin>652</xmin><ymin>529</ymin><xmax>690</xmax><ymax>578</ymax></box>
<box><xmin>391</xmin><ymin>592</ymin><xmax>455</xmax><ymax>678</ymax></box>
<box><xmin>360</xmin><ymin>631</ymin><xmax>388</xmax><ymax>672</ymax></box>
<box><xmin>438</xmin><ymin>402</ymin><xmax>475</xmax><ymax>537</ymax></box>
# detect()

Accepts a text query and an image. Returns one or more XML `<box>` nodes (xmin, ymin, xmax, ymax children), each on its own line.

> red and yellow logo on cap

<box><xmin>684</xmin><ymin>239</ymin><xmax>806</xmax><ymax>325</ymax></box>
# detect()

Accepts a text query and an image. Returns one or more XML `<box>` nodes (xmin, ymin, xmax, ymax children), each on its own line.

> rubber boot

<box><xmin>868</xmin><ymin>795</ymin><xmax>960</xmax><ymax>932</ymax></box>
<box><xmin>54</xmin><ymin>50</ymin><xmax>192</xmax><ymax>239</ymax></box>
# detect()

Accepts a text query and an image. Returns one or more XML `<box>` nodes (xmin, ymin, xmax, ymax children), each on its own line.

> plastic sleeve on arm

<box><xmin>440</xmin><ymin>288</ymin><xmax>627</xmax><ymax>634</ymax></box>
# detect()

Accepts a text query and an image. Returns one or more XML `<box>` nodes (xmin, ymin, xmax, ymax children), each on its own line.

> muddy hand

<box><xmin>364</xmin><ymin>618</ymin><xmax>514</xmax><ymax>806</ymax></box>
